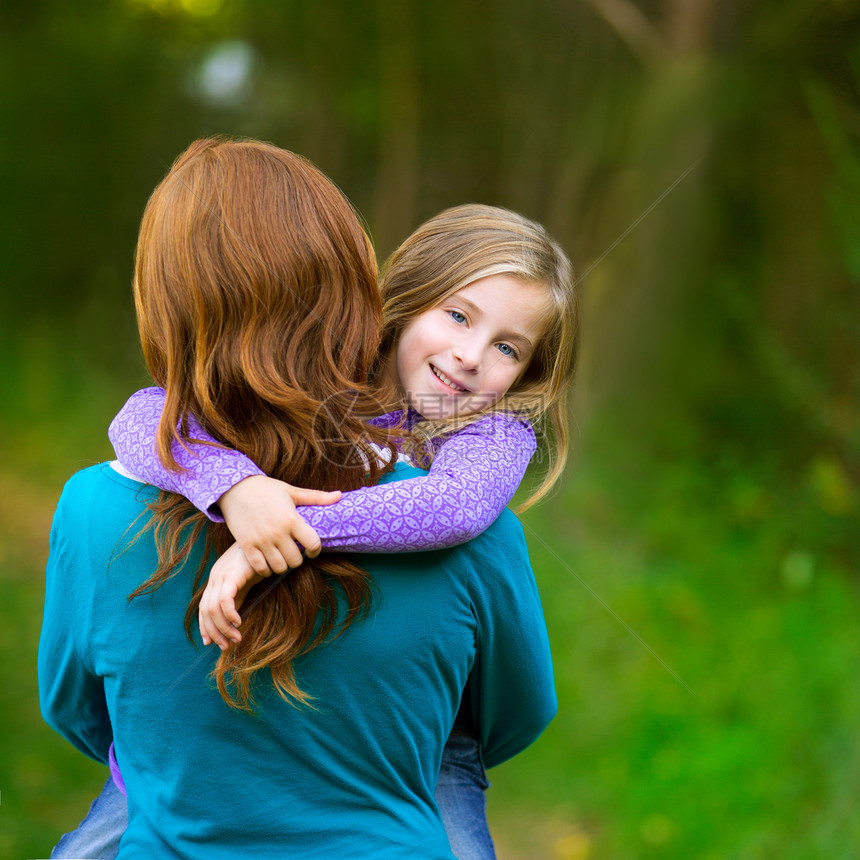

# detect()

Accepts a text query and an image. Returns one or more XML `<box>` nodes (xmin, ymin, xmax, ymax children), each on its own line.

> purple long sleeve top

<box><xmin>107</xmin><ymin>387</ymin><xmax>536</xmax><ymax>552</ymax></box>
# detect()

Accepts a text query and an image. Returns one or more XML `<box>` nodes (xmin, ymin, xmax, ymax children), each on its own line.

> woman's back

<box><xmin>40</xmin><ymin>462</ymin><xmax>556</xmax><ymax>859</ymax></box>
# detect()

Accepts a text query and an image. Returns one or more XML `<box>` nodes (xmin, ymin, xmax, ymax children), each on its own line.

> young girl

<box><xmin>102</xmin><ymin>204</ymin><xmax>578</xmax><ymax>860</ymax></box>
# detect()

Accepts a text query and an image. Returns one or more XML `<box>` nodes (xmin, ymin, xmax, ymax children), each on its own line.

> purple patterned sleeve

<box><xmin>107</xmin><ymin>388</ymin><xmax>264</xmax><ymax>522</ymax></box>
<box><xmin>298</xmin><ymin>413</ymin><xmax>536</xmax><ymax>552</ymax></box>
<box><xmin>108</xmin><ymin>390</ymin><xmax>535</xmax><ymax>550</ymax></box>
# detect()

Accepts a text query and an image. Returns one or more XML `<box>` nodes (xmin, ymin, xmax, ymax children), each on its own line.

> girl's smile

<box><xmin>429</xmin><ymin>364</ymin><xmax>469</xmax><ymax>392</ymax></box>
<box><xmin>392</xmin><ymin>274</ymin><xmax>551</xmax><ymax>419</ymax></box>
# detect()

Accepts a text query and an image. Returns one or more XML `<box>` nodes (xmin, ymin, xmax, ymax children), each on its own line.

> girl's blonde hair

<box><xmin>130</xmin><ymin>137</ymin><xmax>394</xmax><ymax>711</ymax></box>
<box><xmin>379</xmin><ymin>204</ymin><xmax>579</xmax><ymax>510</ymax></box>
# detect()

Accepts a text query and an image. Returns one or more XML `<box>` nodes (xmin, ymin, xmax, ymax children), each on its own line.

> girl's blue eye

<box><xmin>497</xmin><ymin>343</ymin><xmax>517</xmax><ymax>358</ymax></box>
<box><xmin>449</xmin><ymin>310</ymin><xmax>467</xmax><ymax>324</ymax></box>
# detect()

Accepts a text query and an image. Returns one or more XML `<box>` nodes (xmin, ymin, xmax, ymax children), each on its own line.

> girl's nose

<box><xmin>453</xmin><ymin>338</ymin><xmax>482</xmax><ymax>371</ymax></box>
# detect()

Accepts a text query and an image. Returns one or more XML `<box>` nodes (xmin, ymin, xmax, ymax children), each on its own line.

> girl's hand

<box><xmin>217</xmin><ymin>475</ymin><xmax>341</xmax><ymax>575</ymax></box>
<box><xmin>199</xmin><ymin>542</ymin><xmax>264</xmax><ymax>649</ymax></box>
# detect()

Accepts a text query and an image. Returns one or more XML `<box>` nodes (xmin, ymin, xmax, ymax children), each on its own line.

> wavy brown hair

<box><xmin>128</xmin><ymin>137</ymin><xmax>395</xmax><ymax>710</ymax></box>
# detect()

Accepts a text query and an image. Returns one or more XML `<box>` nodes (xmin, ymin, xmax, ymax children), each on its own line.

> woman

<box><xmin>39</xmin><ymin>138</ymin><xmax>556</xmax><ymax>859</ymax></box>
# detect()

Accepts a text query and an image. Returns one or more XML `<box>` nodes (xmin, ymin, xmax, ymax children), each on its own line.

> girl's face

<box><xmin>391</xmin><ymin>274</ymin><xmax>551</xmax><ymax>419</ymax></box>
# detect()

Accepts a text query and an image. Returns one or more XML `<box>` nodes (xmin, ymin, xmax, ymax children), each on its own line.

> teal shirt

<box><xmin>39</xmin><ymin>463</ymin><xmax>556</xmax><ymax>859</ymax></box>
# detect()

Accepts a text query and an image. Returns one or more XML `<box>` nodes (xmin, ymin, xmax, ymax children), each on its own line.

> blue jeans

<box><xmin>52</xmin><ymin>735</ymin><xmax>494</xmax><ymax>860</ymax></box>
<box><xmin>435</xmin><ymin>733</ymin><xmax>496</xmax><ymax>860</ymax></box>
<box><xmin>51</xmin><ymin>776</ymin><xmax>127</xmax><ymax>859</ymax></box>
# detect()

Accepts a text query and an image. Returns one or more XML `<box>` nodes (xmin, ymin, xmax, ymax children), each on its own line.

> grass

<box><xmin>488</xmin><ymin>447</ymin><xmax>860</xmax><ymax>859</ymax></box>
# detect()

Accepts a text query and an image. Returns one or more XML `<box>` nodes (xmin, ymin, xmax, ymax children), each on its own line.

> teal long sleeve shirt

<box><xmin>39</xmin><ymin>462</ymin><xmax>556</xmax><ymax>859</ymax></box>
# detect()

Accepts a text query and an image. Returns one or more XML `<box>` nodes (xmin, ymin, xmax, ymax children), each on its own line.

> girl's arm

<box><xmin>108</xmin><ymin>387</ymin><xmax>265</xmax><ymax>520</ymax></box>
<box><xmin>109</xmin><ymin>388</ymin><xmax>536</xmax><ymax>556</ymax></box>
<box><xmin>109</xmin><ymin>388</ymin><xmax>340</xmax><ymax>572</ymax></box>
<box><xmin>296</xmin><ymin>412</ymin><xmax>536</xmax><ymax>551</ymax></box>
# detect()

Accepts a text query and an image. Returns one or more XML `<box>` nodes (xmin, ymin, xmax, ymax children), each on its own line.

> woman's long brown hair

<box><xmin>128</xmin><ymin>138</ymin><xmax>395</xmax><ymax>710</ymax></box>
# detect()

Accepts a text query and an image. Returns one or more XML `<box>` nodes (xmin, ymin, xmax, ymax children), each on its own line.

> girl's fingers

<box><xmin>199</xmin><ymin>591</ymin><xmax>240</xmax><ymax>649</ymax></box>
<box><xmin>199</xmin><ymin>593</ymin><xmax>217</xmax><ymax>644</ymax></box>
<box><xmin>212</xmin><ymin>588</ymin><xmax>241</xmax><ymax>642</ymax></box>
<box><xmin>293</xmin><ymin>523</ymin><xmax>322</xmax><ymax>559</ymax></box>
<box><xmin>287</xmin><ymin>488</ymin><xmax>342</xmax><ymax>506</ymax></box>
<box><xmin>261</xmin><ymin>546</ymin><xmax>289</xmax><ymax>575</ymax></box>
<box><xmin>201</xmin><ymin>613</ymin><xmax>225</xmax><ymax>650</ymax></box>
<box><xmin>243</xmin><ymin>546</ymin><xmax>270</xmax><ymax>576</ymax></box>
<box><xmin>211</xmin><ymin>609</ymin><xmax>239</xmax><ymax>649</ymax></box>
<box><xmin>219</xmin><ymin>593</ymin><xmax>243</xmax><ymax>630</ymax></box>
<box><xmin>278</xmin><ymin>540</ymin><xmax>304</xmax><ymax>570</ymax></box>
<box><xmin>199</xmin><ymin>608</ymin><xmax>211</xmax><ymax>646</ymax></box>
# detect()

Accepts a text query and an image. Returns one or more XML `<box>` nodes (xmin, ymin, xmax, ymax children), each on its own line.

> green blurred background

<box><xmin>2</xmin><ymin>1</ymin><xmax>858</xmax><ymax>857</ymax></box>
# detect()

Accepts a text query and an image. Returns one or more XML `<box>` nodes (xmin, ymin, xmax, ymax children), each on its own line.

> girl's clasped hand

<box><xmin>198</xmin><ymin>477</ymin><xmax>342</xmax><ymax>648</ymax></box>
